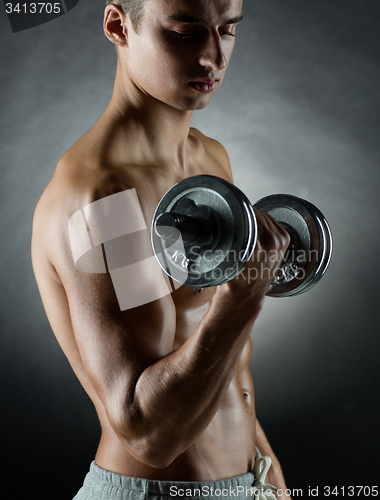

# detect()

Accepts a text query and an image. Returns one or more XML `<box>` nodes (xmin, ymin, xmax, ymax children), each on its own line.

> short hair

<box><xmin>105</xmin><ymin>1</ymin><xmax>145</xmax><ymax>32</ymax></box>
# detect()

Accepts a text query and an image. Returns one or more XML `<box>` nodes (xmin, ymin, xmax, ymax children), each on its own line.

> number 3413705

<box><xmin>324</xmin><ymin>486</ymin><xmax>378</xmax><ymax>497</ymax></box>
<box><xmin>5</xmin><ymin>3</ymin><xmax>62</xmax><ymax>14</ymax></box>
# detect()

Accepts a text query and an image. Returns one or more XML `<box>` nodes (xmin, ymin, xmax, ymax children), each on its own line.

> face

<box><xmin>121</xmin><ymin>0</ymin><xmax>243</xmax><ymax>111</ymax></box>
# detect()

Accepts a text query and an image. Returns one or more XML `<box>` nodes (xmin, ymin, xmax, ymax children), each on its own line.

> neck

<box><xmin>103</xmin><ymin>64</ymin><xmax>194</xmax><ymax>170</ymax></box>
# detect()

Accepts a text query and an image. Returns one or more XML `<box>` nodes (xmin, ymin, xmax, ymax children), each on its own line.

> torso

<box><xmin>32</xmin><ymin>122</ymin><xmax>256</xmax><ymax>481</ymax></box>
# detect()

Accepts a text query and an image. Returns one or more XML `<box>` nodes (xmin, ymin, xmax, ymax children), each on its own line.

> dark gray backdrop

<box><xmin>1</xmin><ymin>0</ymin><xmax>379</xmax><ymax>497</ymax></box>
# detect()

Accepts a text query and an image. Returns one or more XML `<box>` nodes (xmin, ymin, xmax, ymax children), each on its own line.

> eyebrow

<box><xmin>168</xmin><ymin>14</ymin><xmax>243</xmax><ymax>26</ymax></box>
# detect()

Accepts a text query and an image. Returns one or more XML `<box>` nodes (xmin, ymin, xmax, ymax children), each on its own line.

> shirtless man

<box><xmin>31</xmin><ymin>0</ymin><xmax>292</xmax><ymax>498</ymax></box>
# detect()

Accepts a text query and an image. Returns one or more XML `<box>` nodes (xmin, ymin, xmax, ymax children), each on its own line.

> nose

<box><xmin>199</xmin><ymin>32</ymin><xmax>227</xmax><ymax>71</ymax></box>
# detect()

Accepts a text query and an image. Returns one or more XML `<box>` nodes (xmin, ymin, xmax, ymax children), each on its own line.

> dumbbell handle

<box><xmin>154</xmin><ymin>204</ymin><xmax>293</xmax><ymax>247</ymax></box>
<box><xmin>154</xmin><ymin>213</ymin><xmax>209</xmax><ymax>242</ymax></box>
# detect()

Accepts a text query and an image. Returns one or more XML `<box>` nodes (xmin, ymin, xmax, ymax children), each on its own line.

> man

<box><xmin>32</xmin><ymin>0</ymin><xmax>292</xmax><ymax>498</ymax></box>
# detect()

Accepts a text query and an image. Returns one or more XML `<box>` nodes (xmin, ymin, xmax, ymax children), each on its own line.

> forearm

<box><xmin>121</xmin><ymin>288</ymin><xmax>261</xmax><ymax>467</ymax></box>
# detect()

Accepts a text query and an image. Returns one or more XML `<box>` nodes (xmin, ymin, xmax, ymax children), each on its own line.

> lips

<box><xmin>189</xmin><ymin>78</ymin><xmax>218</xmax><ymax>94</ymax></box>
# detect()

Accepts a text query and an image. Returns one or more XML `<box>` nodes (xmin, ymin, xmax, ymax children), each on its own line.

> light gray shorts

<box><xmin>73</xmin><ymin>461</ymin><xmax>256</xmax><ymax>500</ymax></box>
<box><xmin>73</xmin><ymin>448</ymin><xmax>277</xmax><ymax>500</ymax></box>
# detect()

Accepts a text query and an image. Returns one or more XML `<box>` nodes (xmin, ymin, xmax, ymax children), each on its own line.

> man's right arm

<box><xmin>33</xmin><ymin>183</ymin><xmax>289</xmax><ymax>469</ymax></box>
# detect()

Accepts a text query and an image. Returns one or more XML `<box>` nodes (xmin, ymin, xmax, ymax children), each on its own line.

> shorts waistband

<box><xmin>86</xmin><ymin>461</ymin><xmax>256</xmax><ymax>497</ymax></box>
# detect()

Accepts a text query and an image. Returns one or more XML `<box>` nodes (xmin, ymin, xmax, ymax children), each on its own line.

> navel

<box><xmin>243</xmin><ymin>391</ymin><xmax>250</xmax><ymax>403</ymax></box>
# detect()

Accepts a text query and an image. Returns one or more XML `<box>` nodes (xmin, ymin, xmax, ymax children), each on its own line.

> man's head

<box><xmin>104</xmin><ymin>0</ymin><xmax>243</xmax><ymax>111</ymax></box>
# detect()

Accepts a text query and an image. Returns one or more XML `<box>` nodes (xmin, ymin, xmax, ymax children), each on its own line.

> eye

<box><xmin>174</xmin><ymin>31</ymin><xmax>198</xmax><ymax>39</ymax></box>
<box><xmin>219</xmin><ymin>27</ymin><xmax>235</xmax><ymax>37</ymax></box>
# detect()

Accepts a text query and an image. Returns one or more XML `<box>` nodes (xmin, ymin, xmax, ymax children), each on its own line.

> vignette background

<box><xmin>1</xmin><ymin>0</ymin><xmax>379</xmax><ymax>496</ymax></box>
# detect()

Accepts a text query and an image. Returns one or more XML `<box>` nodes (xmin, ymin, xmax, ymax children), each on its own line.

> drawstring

<box><xmin>252</xmin><ymin>448</ymin><xmax>278</xmax><ymax>500</ymax></box>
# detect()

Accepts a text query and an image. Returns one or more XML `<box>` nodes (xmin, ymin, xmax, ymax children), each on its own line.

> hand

<box><xmin>225</xmin><ymin>209</ymin><xmax>290</xmax><ymax>300</ymax></box>
<box><xmin>254</xmin><ymin>420</ymin><xmax>292</xmax><ymax>500</ymax></box>
<box><xmin>264</xmin><ymin>456</ymin><xmax>291</xmax><ymax>500</ymax></box>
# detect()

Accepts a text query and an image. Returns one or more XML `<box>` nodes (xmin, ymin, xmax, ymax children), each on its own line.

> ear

<box><xmin>103</xmin><ymin>4</ymin><xmax>128</xmax><ymax>48</ymax></box>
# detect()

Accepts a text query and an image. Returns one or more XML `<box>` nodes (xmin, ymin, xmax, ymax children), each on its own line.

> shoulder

<box><xmin>32</xmin><ymin>136</ymin><xmax>137</xmax><ymax>278</ymax></box>
<box><xmin>189</xmin><ymin>128</ymin><xmax>233</xmax><ymax>182</ymax></box>
<box><xmin>35</xmin><ymin>133</ymin><xmax>135</xmax><ymax>221</ymax></box>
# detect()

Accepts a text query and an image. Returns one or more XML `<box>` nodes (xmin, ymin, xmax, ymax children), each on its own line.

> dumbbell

<box><xmin>151</xmin><ymin>175</ymin><xmax>332</xmax><ymax>297</ymax></box>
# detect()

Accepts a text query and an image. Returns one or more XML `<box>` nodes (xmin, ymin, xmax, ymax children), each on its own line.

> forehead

<box><xmin>146</xmin><ymin>0</ymin><xmax>243</xmax><ymax>23</ymax></box>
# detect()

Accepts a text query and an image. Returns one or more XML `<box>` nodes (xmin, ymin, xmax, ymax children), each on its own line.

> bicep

<box><xmin>64</xmin><ymin>269</ymin><xmax>176</xmax><ymax>409</ymax></box>
<box><xmin>37</xmin><ymin>221</ymin><xmax>177</xmax><ymax>441</ymax></box>
<box><xmin>52</xmin><ymin>208</ymin><xmax>178</xmax><ymax>430</ymax></box>
<box><xmin>37</xmin><ymin>180</ymin><xmax>179</xmax><ymax>432</ymax></box>
<box><xmin>50</xmin><ymin>188</ymin><xmax>178</xmax><ymax>400</ymax></box>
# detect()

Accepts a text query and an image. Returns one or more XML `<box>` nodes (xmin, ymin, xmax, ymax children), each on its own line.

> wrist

<box><xmin>214</xmin><ymin>282</ymin><xmax>265</xmax><ymax>319</ymax></box>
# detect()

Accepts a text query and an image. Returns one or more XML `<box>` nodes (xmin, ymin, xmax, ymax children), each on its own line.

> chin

<box><xmin>192</xmin><ymin>99</ymin><xmax>212</xmax><ymax>111</ymax></box>
<box><xmin>193</xmin><ymin>104</ymin><xmax>209</xmax><ymax>111</ymax></box>
<box><xmin>174</xmin><ymin>94</ymin><xmax>214</xmax><ymax>112</ymax></box>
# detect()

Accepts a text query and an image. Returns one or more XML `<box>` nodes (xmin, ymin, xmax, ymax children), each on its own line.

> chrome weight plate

<box><xmin>254</xmin><ymin>194</ymin><xmax>332</xmax><ymax>297</ymax></box>
<box><xmin>152</xmin><ymin>175</ymin><xmax>257</xmax><ymax>287</ymax></box>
